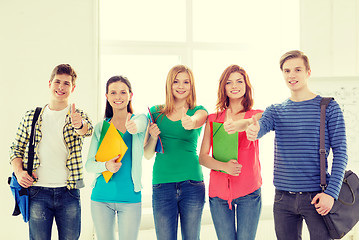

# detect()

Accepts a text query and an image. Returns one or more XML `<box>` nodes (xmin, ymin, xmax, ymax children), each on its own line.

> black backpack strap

<box><xmin>27</xmin><ymin>107</ymin><xmax>42</xmax><ymax>176</ymax></box>
<box><xmin>319</xmin><ymin>97</ymin><xmax>334</xmax><ymax>191</ymax></box>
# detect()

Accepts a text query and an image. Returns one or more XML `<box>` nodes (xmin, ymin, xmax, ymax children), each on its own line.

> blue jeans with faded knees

<box><xmin>274</xmin><ymin>189</ymin><xmax>332</xmax><ymax>240</ymax></box>
<box><xmin>29</xmin><ymin>186</ymin><xmax>81</xmax><ymax>240</ymax></box>
<box><xmin>90</xmin><ymin>201</ymin><xmax>141</xmax><ymax>240</ymax></box>
<box><xmin>209</xmin><ymin>188</ymin><xmax>262</xmax><ymax>240</ymax></box>
<box><xmin>152</xmin><ymin>180</ymin><xmax>205</xmax><ymax>240</ymax></box>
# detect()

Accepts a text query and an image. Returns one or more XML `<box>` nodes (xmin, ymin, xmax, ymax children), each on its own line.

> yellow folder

<box><xmin>95</xmin><ymin>122</ymin><xmax>128</xmax><ymax>182</ymax></box>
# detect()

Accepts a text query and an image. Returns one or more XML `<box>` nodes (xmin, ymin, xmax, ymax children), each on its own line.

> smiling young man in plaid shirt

<box><xmin>10</xmin><ymin>64</ymin><xmax>93</xmax><ymax>240</ymax></box>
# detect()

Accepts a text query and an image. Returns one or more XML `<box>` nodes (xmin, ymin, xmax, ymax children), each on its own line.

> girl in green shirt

<box><xmin>145</xmin><ymin>65</ymin><xmax>208</xmax><ymax>240</ymax></box>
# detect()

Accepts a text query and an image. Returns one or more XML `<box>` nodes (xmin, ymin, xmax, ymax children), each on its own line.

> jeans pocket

<box><xmin>188</xmin><ymin>180</ymin><xmax>204</xmax><ymax>186</ymax></box>
<box><xmin>67</xmin><ymin>189</ymin><xmax>80</xmax><ymax>200</ymax></box>
<box><xmin>152</xmin><ymin>184</ymin><xmax>162</xmax><ymax>189</ymax></box>
<box><xmin>274</xmin><ymin>191</ymin><xmax>284</xmax><ymax>203</ymax></box>
<box><xmin>29</xmin><ymin>187</ymin><xmax>41</xmax><ymax>198</ymax></box>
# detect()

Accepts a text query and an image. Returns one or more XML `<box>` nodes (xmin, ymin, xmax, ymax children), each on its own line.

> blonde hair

<box><xmin>280</xmin><ymin>50</ymin><xmax>311</xmax><ymax>71</ymax></box>
<box><xmin>159</xmin><ymin>65</ymin><xmax>197</xmax><ymax>116</ymax></box>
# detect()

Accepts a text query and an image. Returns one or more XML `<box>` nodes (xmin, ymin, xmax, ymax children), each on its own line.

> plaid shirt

<box><xmin>10</xmin><ymin>105</ymin><xmax>93</xmax><ymax>189</ymax></box>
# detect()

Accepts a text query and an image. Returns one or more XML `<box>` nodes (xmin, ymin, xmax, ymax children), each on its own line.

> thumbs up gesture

<box><xmin>70</xmin><ymin>103</ymin><xmax>83</xmax><ymax>130</ymax></box>
<box><xmin>223</xmin><ymin>109</ymin><xmax>237</xmax><ymax>134</ymax></box>
<box><xmin>125</xmin><ymin>113</ymin><xmax>137</xmax><ymax>134</ymax></box>
<box><xmin>246</xmin><ymin>115</ymin><xmax>260</xmax><ymax>141</ymax></box>
<box><xmin>105</xmin><ymin>155</ymin><xmax>122</xmax><ymax>173</ymax></box>
<box><xmin>181</xmin><ymin>107</ymin><xmax>195</xmax><ymax>130</ymax></box>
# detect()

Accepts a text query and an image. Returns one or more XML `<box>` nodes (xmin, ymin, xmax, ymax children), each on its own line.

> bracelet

<box><xmin>75</xmin><ymin>121</ymin><xmax>84</xmax><ymax>130</ymax></box>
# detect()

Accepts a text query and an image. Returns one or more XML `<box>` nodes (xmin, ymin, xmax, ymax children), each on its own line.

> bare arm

<box><xmin>144</xmin><ymin>123</ymin><xmax>161</xmax><ymax>160</ymax></box>
<box><xmin>182</xmin><ymin>109</ymin><xmax>208</xmax><ymax>130</ymax></box>
<box><xmin>224</xmin><ymin>112</ymin><xmax>262</xmax><ymax>134</ymax></box>
<box><xmin>199</xmin><ymin>120</ymin><xmax>242</xmax><ymax>176</ymax></box>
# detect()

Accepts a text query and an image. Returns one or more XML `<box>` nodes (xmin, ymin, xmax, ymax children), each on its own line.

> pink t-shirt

<box><xmin>208</xmin><ymin>109</ymin><xmax>262</xmax><ymax>209</ymax></box>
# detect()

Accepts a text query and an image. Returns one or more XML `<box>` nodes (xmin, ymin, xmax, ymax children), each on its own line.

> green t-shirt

<box><xmin>149</xmin><ymin>105</ymin><xmax>206</xmax><ymax>184</ymax></box>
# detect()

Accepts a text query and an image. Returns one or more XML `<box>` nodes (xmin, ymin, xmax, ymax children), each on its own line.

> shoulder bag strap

<box><xmin>319</xmin><ymin>97</ymin><xmax>334</xmax><ymax>191</ymax></box>
<box><xmin>27</xmin><ymin>107</ymin><xmax>42</xmax><ymax>176</ymax></box>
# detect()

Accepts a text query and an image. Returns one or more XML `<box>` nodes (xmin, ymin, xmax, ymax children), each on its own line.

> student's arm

<box><xmin>144</xmin><ymin>123</ymin><xmax>161</xmax><ymax>160</ymax></box>
<box><xmin>182</xmin><ymin>109</ymin><xmax>208</xmax><ymax>130</ymax></box>
<box><xmin>224</xmin><ymin>112</ymin><xmax>262</xmax><ymax>134</ymax></box>
<box><xmin>85</xmin><ymin>123</ymin><xmax>107</xmax><ymax>173</ymax></box>
<box><xmin>9</xmin><ymin>110</ymin><xmax>35</xmax><ymax>188</ymax></box>
<box><xmin>312</xmin><ymin>101</ymin><xmax>348</xmax><ymax>216</ymax></box>
<box><xmin>246</xmin><ymin>106</ymin><xmax>276</xmax><ymax>141</ymax></box>
<box><xmin>199</xmin><ymin>120</ymin><xmax>242</xmax><ymax>176</ymax></box>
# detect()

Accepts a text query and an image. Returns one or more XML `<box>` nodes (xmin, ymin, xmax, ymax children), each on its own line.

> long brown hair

<box><xmin>159</xmin><ymin>65</ymin><xmax>197</xmax><ymax>116</ymax></box>
<box><xmin>104</xmin><ymin>75</ymin><xmax>133</xmax><ymax>119</ymax></box>
<box><xmin>215</xmin><ymin>64</ymin><xmax>254</xmax><ymax>113</ymax></box>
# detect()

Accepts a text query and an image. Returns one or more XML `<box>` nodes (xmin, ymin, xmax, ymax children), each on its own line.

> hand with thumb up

<box><xmin>70</xmin><ymin>103</ymin><xmax>83</xmax><ymax>130</ymax></box>
<box><xmin>125</xmin><ymin>113</ymin><xmax>137</xmax><ymax>134</ymax></box>
<box><xmin>181</xmin><ymin>107</ymin><xmax>196</xmax><ymax>130</ymax></box>
<box><xmin>246</xmin><ymin>115</ymin><xmax>260</xmax><ymax>141</ymax></box>
<box><xmin>223</xmin><ymin>108</ymin><xmax>236</xmax><ymax>134</ymax></box>
<box><xmin>105</xmin><ymin>155</ymin><xmax>122</xmax><ymax>173</ymax></box>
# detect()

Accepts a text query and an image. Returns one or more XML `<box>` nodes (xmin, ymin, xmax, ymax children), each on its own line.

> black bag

<box><xmin>320</xmin><ymin>98</ymin><xmax>359</xmax><ymax>239</ymax></box>
<box><xmin>8</xmin><ymin>107</ymin><xmax>41</xmax><ymax>222</ymax></box>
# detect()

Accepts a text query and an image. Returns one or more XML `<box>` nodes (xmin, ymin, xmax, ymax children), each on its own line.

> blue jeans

<box><xmin>274</xmin><ymin>189</ymin><xmax>332</xmax><ymax>240</ymax></box>
<box><xmin>28</xmin><ymin>186</ymin><xmax>81</xmax><ymax>240</ymax></box>
<box><xmin>209</xmin><ymin>188</ymin><xmax>262</xmax><ymax>240</ymax></box>
<box><xmin>152</xmin><ymin>180</ymin><xmax>205</xmax><ymax>240</ymax></box>
<box><xmin>91</xmin><ymin>201</ymin><xmax>141</xmax><ymax>240</ymax></box>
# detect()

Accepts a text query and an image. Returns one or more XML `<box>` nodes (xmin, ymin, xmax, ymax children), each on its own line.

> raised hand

<box><xmin>246</xmin><ymin>115</ymin><xmax>259</xmax><ymax>141</ymax></box>
<box><xmin>70</xmin><ymin>103</ymin><xmax>83</xmax><ymax>129</ymax></box>
<box><xmin>181</xmin><ymin>107</ymin><xmax>195</xmax><ymax>130</ymax></box>
<box><xmin>223</xmin><ymin>108</ymin><xmax>236</xmax><ymax>134</ymax></box>
<box><xmin>125</xmin><ymin>113</ymin><xmax>137</xmax><ymax>134</ymax></box>
<box><xmin>105</xmin><ymin>155</ymin><xmax>122</xmax><ymax>173</ymax></box>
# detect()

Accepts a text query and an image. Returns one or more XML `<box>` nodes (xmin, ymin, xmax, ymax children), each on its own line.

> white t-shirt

<box><xmin>35</xmin><ymin>105</ymin><xmax>70</xmax><ymax>187</ymax></box>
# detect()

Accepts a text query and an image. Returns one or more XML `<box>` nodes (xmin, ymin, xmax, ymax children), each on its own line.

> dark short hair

<box><xmin>279</xmin><ymin>50</ymin><xmax>310</xmax><ymax>71</ymax></box>
<box><xmin>50</xmin><ymin>64</ymin><xmax>77</xmax><ymax>85</ymax></box>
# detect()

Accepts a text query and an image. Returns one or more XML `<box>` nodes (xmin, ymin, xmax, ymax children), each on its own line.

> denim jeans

<box><xmin>274</xmin><ymin>189</ymin><xmax>332</xmax><ymax>240</ymax></box>
<box><xmin>152</xmin><ymin>180</ymin><xmax>205</xmax><ymax>240</ymax></box>
<box><xmin>209</xmin><ymin>188</ymin><xmax>262</xmax><ymax>240</ymax></box>
<box><xmin>28</xmin><ymin>186</ymin><xmax>81</xmax><ymax>240</ymax></box>
<box><xmin>91</xmin><ymin>201</ymin><xmax>141</xmax><ymax>240</ymax></box>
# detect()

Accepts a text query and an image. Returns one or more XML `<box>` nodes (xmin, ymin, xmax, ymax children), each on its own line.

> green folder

<box><xmin>212</xmin><ymin>122</ymin><xmax>238</xmax><ymax>173</ymax></box>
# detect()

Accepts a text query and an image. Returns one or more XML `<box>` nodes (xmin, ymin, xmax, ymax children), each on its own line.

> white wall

<box><xmin>300</xmin><ymin>0</ymin><xmax>359</xmax><ymax>171</ymax></box>
<box><xmin>300</xmin><ymin>0</ymin><xmax>359</xmax><ymax>77</ymax></box>
<box><xmin>0</xmin><ymin>1</ymin><xmax>98</xmax><ymax>239</ymax></box>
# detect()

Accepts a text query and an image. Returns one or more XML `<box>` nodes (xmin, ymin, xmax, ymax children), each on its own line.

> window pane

<box><xmin>100</xmin><ymin>0</ymin><xmax>186</xmax><ymax>42</ymax></box>
<box><xmin>193</xmin><ymin>0</ymin><xmax>282</xmax><ymax>43</ymax></box>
